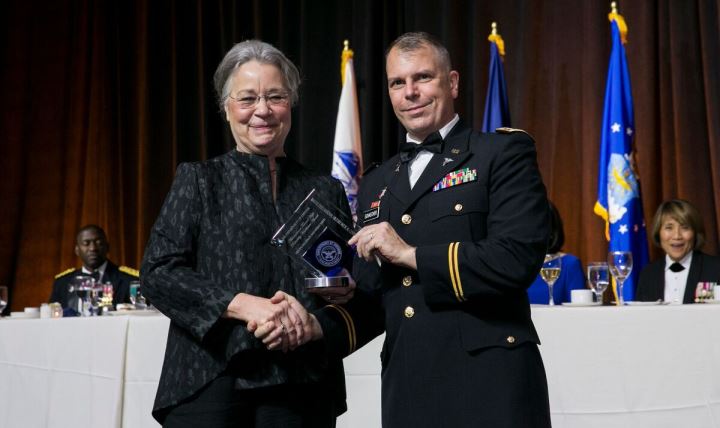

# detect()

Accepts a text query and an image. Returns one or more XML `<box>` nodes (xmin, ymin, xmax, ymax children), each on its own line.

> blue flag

<box><xmin>481</xmin><ymin>28</ymin><xmax>511</xmax><ymax>133</ymax></box>
<box><xmin>594</xmin><ymin>14</ymin><xmax>649</xmax><ymax>302</ymax></box>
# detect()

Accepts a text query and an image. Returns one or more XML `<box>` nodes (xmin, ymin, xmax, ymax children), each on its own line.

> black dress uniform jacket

<box><xmin>141</xmin><ymin>150</ymin><xmax>350</xmax><ymax>423</ymax></box>
<box><xmin>316</xmin><ymin>122</ymin><xmax>552</xmax><ymax>428</ymax></box>
<box><xmin>636</xmin><ymin>251</ymin><xmax>720</xmax><ymax>303</ymax></box>
<box><xmin>49</xmin><ymin>261</ymin><xmax>134</xmax><ymax>308</ymax></box>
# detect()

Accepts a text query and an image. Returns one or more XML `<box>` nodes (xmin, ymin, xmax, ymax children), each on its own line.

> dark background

<box><xmin>1</xmin><ymin>0</ymin><xmax>719</xmax><ymax>311</ymax></box>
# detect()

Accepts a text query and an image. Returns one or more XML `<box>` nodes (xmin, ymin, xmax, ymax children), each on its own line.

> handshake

<box><xmin>223</xmin><ymin>283</ymin><xmax>355</xmax><ymax>353</ymax></box>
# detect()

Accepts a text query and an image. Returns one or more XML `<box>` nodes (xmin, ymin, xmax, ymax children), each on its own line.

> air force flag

<box><xmin>594</xmin><ymin>6</ymin><xmax>649</xmax><ymax>303</ymax></box>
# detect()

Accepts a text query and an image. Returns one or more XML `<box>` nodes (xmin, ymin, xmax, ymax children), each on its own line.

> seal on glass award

<box><xmin>271</xmin><ymin>189</ymin><xmax>356</xmax><ymax>288</ymax></box>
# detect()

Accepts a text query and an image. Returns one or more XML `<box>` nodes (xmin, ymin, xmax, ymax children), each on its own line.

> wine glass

<box><xmin>541</xmin><ymin>254</ymin><xmax>562</xmax><ymax>306</ymax></box>
<box><xmin>0</xmin><ymin>286</ymin><xmax>8</xmax><ymax>316</ymax></box>
<box><xmin>608</xmin><ymin>251</ymin><xmax>633</xmax><ymax>305</ymax></box>
<box><xmin>587</xmin><ymin>262</ymin><xmax>609</xmax><ymax>305</ymax></box>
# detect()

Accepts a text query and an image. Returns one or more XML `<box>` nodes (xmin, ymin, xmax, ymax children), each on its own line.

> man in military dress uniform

<box><xmin>50</xmin><ymin>224</ymin><xmax>136</xmax><ymax>309</ymax></box>
<box><xmin>314</xmin><ymin>32</ymin><xmax>552</xmax><ymax>427</ymax></box>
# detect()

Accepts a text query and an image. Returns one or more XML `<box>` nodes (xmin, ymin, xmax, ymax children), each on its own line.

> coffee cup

<box><xmin>571</xmin><ymin>289</ymin><xmax>594</xmax><ymax>304</ymax></box>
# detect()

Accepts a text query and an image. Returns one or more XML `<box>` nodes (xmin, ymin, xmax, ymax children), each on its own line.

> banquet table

<box><xmin>1</xmin><ymin>304</ymin><xmax>720</xmax><ymax>427</ymax></box>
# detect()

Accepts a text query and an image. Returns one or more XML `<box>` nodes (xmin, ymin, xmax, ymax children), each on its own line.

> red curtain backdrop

<box><xmin>1</xmin><ymin>0</ymin><xmax>718</xmax><ymax>311</ymax></box>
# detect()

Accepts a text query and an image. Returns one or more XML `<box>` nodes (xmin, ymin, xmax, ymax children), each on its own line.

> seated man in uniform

<box><xmin>50</xmin><ymin>224</ymin><xmax>137</xmax><ymax>310</ymax></box>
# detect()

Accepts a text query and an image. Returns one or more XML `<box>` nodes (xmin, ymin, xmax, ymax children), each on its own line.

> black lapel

<box><xmin>386</xmin><ymin>157</ymin><xmax>411</xmax><ymax>206</ymax></box>
<box><xmin>404</xmin><ymin>125</ymin><xmax>473</xmax><ymax>209</ymax></box>
<box><xmin>683</xmin><ymin>251</ymin><xmax>702</xmax><ymax>303</ymax></box>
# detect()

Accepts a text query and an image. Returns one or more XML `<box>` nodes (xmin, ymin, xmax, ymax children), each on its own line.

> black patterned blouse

<box><xmin>141</xmin><ymin>150</ymin><xmax>350</xmax><ymax>422</ymax></box>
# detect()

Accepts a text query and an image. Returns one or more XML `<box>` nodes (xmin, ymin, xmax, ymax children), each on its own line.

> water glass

<box><xmin>0</xmin><ymin>286</ymin><xmax>8</xmax><ymax>315</ymax></box>
<box><xmin>587</xmin><ymin>262</ymin><xmax>609</xmax><ymax>304</ymax></box>
<box><xmin>129</xmin><ymin>281</ymin><xmax>147</xmax><ymax>309</ymax></box>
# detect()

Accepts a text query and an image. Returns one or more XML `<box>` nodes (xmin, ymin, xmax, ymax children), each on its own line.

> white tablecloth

<box><xmin>0</xmin><ymin>316</ymin><xmax>129</xmax><ymax>428</ymax></box>
<box><xmin>2</xmin><ymin>305</ymin><xmax>720</xmax><ymax>427</ymax></box>
<box><xmin>338</xmin><ymin>304</ymin><xmax>720</xmax><ymax>428</ymax></box>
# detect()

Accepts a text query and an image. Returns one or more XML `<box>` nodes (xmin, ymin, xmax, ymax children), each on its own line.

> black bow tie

<box><xmin>669</xmin><ymin>262</ymin><xmax>685</xmax><ymax>273</ymax></box>
<box><xmin>399</xmin><ymin>131</ymin><xmax>444</xmax><ymax>163</ymax></box>
<box><xmin>89</xmin><ymin>270</ymin><xmax>100</xmax><ymax>281</ymax></box>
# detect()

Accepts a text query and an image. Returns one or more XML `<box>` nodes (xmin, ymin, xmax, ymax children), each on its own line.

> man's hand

<box><xmin>349</xmin><ymin>222</ymin><xmax>417</xmax><ymax>269</ymax></box>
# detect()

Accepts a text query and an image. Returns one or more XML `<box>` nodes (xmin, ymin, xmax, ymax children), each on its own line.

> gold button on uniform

<box><xmin>402</xmin><ymin>276</ymin><xmax>413</xmax><ymax>287</ymax></box>
<box><xmin>401</xmin><ymin>214</ymin><xmax>412</xmax><ymax>224</ymax></box>
<box><xmin>454</xmin><ymin>203</ymin><xmax>463</xmax><ymax>212</ymax></box>
<box><xmin>404</xmin><ymin>306</ymin><xmax>415</xmax><ymax>318</ymax></box>
<box><xmin>506</xmin><ymin>336</ymin><xmax>516</xmax><ymax>344</ymax></box>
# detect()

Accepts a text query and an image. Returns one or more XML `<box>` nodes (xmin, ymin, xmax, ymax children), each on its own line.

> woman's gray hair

<box><xmin>213</xmin><ymin>40</ymin><xmax>300</xmax><ymax>111</ymax></box>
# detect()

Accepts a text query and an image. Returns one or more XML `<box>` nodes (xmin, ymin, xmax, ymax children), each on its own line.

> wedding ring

<box><xmin>280</xmin><ymin>321</ymin><xmax>287</xmax><ymax>333</ymax></box>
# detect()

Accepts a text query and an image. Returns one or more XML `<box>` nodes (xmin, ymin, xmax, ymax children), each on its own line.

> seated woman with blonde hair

<box><xmin>636</xmin><ymin>199</ymin><xmax>720</xmax><ymax>304</ymax></box>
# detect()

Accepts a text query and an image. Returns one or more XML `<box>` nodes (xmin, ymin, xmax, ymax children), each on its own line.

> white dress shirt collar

<box><xmin>663</xmin><ymin>252</ymin><xmax>692</xmax><ymax>304</ymax></box>
<box><xmin>82</xmin><ymin>260</ymin><xmax>108</xmax><ymax>282</ymax></box>
<box><xmin>405</xmin><ymin>114</ymin><xmax>459</xmax><ymax>188</ymax></box>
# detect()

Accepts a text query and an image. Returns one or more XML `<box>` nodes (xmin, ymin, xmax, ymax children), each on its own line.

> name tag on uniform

<box><xmin>433</xmin><ymin>168</ymin><xmax>478</xmax><ymax>192</ymax></box>
<box><xmin>362</xmin><ymin>203</ymin><xmax>380</xmax><ymax>223</ymax></box>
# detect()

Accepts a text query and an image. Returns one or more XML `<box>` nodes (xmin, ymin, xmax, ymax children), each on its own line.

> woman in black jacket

<box><xmin>636</xmin><ymin>199</ymin><xmax>720</xmax><ymax>304</ymax></box>
<box><xmin>141</xmin><ymin>40</ymin><xmax>351</xmax><ymax>427</ymax></box>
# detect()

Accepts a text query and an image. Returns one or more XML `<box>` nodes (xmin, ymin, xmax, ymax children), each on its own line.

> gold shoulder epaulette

<box><xmin>119</xmin><ymin>266</ymin><xmax>140</xmax><ymax>277</ymax></box>
<box><xmin>496</xmin><ymin>127</ymin><xmax>525</xmax><ymax>134</ymax></box>
<box><xmin>54</xmin><ymin>267</ymin><xmax>76</xmax><ymax>279</ymax></box>
<box><xmin>495</xmin><ymin>127</ymin><xmax>535</xmax><ymax>140</ymax></box>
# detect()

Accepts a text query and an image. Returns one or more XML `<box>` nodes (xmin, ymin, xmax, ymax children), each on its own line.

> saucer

<box><xmin>9</xmin><ymin>311</ymin><xmax>40</xmax><ymax>319</ymax></box>
<box><xmin>561</xmin><ymin>302</ymin><xmax>602</xmax><ymax>307</ymax></box>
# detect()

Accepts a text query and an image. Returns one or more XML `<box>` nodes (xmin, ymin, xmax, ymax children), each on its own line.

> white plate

<box><xmin>561</xmin><ymin>302</ymin><xmax>602</xmax><ymax>307</ymax></box>
<box><xmin>625</xmin><ymin>301</ymin><xmax>670</xmax><ymax>306</ymax></box>
<box><xmin>107</xmin><ymin>309</ymin><xmax>160</xmax><ymax>316</ymax></box>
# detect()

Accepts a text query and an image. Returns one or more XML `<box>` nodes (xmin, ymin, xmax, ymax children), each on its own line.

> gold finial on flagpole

<box><xmin>608</xmin><ymin>1</ymin><xmax>628</xmax><ymax>44</ymax></box>
<box><xmin>340</xmin><ymin>40</ymin><xmax>354</xmax><ymax>85</ymax></box>
<box><xmin>487</xmin><ymin>22</ymin><xmax>505</xmax><ymax>57</ymax></box>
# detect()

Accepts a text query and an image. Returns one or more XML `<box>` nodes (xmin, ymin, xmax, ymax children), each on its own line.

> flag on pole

<box><xmin>481</xmin><ymin>22</ymin><xmax>511</xmax><ymax>132</ymax></box>
<box><xmin>594</xmin><ymin>3</ymin><xmax>649</xmax><ymax>303</ymax></box>
<box><xmin>331</xmin><ymin>40</ymin><xmax>363</xmax><ymax>217</ymax></box>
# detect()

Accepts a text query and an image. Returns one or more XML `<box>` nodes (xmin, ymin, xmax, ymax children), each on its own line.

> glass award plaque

<box><xmin>271</xmin><ymin>189</ymin><xmax>356</xmax><ymax>288</ymax></box>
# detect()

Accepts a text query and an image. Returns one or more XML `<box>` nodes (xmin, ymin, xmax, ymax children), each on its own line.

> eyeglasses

<box><xmin>228</xmin><ymin>93</ymin><xmax>290</xmax><ymax>109</ymax></box>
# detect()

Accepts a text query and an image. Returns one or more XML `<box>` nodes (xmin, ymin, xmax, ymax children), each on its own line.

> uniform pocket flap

<box><xmin>457</xmin><ymin>312</ymin><xmax>539</xmax><ymax>352</ymax></box>
<box><xmin>429</xmin><ymin>184</ymin><xmax>488</xmax><ymax>222</ymax></box>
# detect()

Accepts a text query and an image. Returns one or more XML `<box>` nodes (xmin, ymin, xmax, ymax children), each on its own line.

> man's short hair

<box><xmin>385</xmin><ymin>32</ymin><xmax>452</xmax><ymax>73</ymax></box>
<box><xmin>76</xmin><ymin>224</ymin><xmax>107</xmax><ymax>242</ymax></box>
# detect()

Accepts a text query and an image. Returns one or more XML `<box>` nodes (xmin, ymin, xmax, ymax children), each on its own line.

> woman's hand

<box><xmin>240</xmin><ymin>291</ymin><xmax>323</xmax><ymax>351</ymax></box>
<box><xmin>225</xmin><ymin>292</ymin><xmax>301</xmax><ymax>352</ymax></box>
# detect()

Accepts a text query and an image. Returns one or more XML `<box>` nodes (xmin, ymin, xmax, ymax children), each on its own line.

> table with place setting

<box><xmin>2</xmin><ymin>304</ymin><xmax>720</xmax><ymax>428</ymax></box>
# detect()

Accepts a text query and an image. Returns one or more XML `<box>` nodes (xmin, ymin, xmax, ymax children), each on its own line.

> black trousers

<box><xmin>163</xmin><ymin>375</ymin><xmax>338</xmax><ymax>428</ymax></box>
